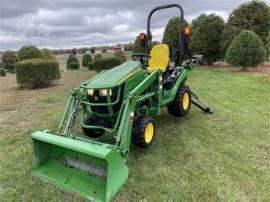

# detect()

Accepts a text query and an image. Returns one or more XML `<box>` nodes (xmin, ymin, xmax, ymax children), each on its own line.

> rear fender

<box><xmin>171</xmin><ymin>68</ymin><xmax>188</xmax><ymax>95</ymax></box>
<box><xmin>162</xmin><ymin>68</ymin><xmax>188</xmax><ymax>106</ymax></box>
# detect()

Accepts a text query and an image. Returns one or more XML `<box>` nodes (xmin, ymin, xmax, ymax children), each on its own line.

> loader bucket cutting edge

<box><xmin>31</xmin><ymin>131</ymin><xmax>129</xmax><ymax>202</ymax></box>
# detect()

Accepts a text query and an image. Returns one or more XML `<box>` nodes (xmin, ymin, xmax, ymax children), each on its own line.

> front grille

<box><xmin>86</xmin><ymin>86</ymin><xmax>124</xmax><ymax>115</ymax></box>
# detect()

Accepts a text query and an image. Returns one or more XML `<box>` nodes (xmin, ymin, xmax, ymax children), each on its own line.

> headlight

<box><xmin>87</xmin><ymin>89</ymin><xmax>94</xmax><ymax>95</ymax></box>
<box><xmin>99</xmin><ymin>89</ymin><xmax>112</xmax><ymax>96</ymax></box>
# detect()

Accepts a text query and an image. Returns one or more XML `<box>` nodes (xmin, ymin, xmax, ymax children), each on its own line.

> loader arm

<box><xmin>116</xmin><ymin>69</ymin><xmax>160</xmax><ymax>158</ymax></box>
<box><xmin>57</xmin><ymin>88</ymin><xmax>81</xmax><ymax>137</ymax></box>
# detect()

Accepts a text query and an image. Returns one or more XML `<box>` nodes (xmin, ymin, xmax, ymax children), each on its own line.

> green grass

<box><xmin>0</xmin><ymin>68</ymin><xmax>269</xmax><ymax>201</ymax></box>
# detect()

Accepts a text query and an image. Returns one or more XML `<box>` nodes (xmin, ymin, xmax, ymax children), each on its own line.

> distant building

<box><xmin>109</xmin><ymin>45</ymin><xmax>124</xmax><ymax>52</ymax></box>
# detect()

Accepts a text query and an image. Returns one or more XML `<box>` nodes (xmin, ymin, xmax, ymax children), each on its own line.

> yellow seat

<box><xmin>147</xmin><ymin>44</ymin><xmax>169</xmax><ymax>73</ymax></box>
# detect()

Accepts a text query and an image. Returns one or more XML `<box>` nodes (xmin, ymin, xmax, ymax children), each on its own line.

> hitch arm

<box><xmin>190</xmin><ymin>90</ymin><xmax>213</xmax><ymax>114</ymax></box>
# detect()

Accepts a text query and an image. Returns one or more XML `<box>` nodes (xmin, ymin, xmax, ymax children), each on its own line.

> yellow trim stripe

<box><xmin>117</xmin><ymin>68</ymin><xmax>141</xmax><ymax>84</ymax></box>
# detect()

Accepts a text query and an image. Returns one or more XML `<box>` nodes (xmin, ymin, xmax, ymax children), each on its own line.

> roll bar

<box><xmin>146</xmin><ymin>4</ymin><xmax>185</xmax><ymax>64</ymax></box>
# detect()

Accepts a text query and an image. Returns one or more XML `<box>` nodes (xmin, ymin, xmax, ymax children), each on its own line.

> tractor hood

<box><xmin>86</xmin><ymin>61</ymin><xmax>142</xmax><ymax>88</ymax></box>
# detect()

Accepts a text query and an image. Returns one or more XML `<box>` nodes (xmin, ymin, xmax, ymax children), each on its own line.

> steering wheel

<box><xmin>131</xmin><ymin>53</ymin><xmax>151</xmax><ymax>68</ymax></box>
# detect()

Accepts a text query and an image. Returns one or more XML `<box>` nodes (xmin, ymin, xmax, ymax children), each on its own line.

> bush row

<box><xmin>2</xmin><ymin>50</ymin><xmax>17</xmax><ymax>73</ymax></box>
<box><xmin>0</xmin><ymin>66</ymin><xmax>6</xmax><ymax>77</ymax></box>
<box><xmin>16</xmin><ymin>58</ymin><xmax>60</xmax><ymax>88</ymax></box>
<box><xmin>87</xmin><ymin>57</ymin><xmax>123</xmax><ymax>72</ymax></box>
<box><xmin>2</xmin><ymin>46</ymin><xmax>57</xmax><ymax>73</ymax></box>
<box><xmin>94</xmin><ymin>53</ymin><xmax>103</xmax><ymax>61</ymax></box>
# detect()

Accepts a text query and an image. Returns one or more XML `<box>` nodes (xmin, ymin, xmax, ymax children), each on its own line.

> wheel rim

<box><xmin>182</xmin><ymin>92</ymin><xmax>190</xmax><ymax>110</ymax></box>
<box><xmin>144</xmin><ymin>123</ymin><xmax>154</xmax><ymax>143</ymax></box>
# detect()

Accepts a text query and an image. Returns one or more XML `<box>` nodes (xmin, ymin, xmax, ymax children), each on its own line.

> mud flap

<box><xmin>31</xmin><ymin>131</ymin><xmax>128</xmax><ymax>202</ymax></box>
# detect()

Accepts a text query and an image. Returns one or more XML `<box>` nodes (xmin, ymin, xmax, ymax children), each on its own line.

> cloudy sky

<box><xmin>0</xmin><ymin>0</ymin><xmax>259</xmax><ymax>51</ymax></box>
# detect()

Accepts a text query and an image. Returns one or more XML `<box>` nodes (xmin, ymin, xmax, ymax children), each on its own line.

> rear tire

<box><xmin>167</xmin><ymin>85</ymin><xmax>191</xmax><ymax>117</ymax></box>
<box><xmin>132</xmin><ymin>116</ymin><xmax>155</xmax><ymax>148</ymax></box>
<box><xmin>82</xmin><ymin>116</ymin><xmax>105</xmax><ymax>138</ymax></box>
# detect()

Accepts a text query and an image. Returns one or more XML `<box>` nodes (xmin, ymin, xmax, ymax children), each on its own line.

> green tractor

<box><xmin>31</xmin><ymin>4</ymin><xmax>212</xmax><ymax>202</ymax></box>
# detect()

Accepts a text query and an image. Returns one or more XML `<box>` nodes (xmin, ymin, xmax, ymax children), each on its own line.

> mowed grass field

<box><xmin>0</xmin><ymin>67</ymin><xmax>269</xmax><ymax>201</ymax></box>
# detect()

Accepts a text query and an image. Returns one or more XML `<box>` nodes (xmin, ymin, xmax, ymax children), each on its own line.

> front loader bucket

<box><xmin>31</xmin><ymin>131</ymin><xmax>128</xmax><ymax>202</ymax></box>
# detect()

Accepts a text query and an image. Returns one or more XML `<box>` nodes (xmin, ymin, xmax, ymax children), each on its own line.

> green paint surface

<box><xmin>85</xmin><ymin>61</ymin><xmax>142</xmax><ymax>88</ymax></box>
<box><xmin>31</xmin><ymin>131</ymin><xmax>128</xmax><ymax>202</ymax></box>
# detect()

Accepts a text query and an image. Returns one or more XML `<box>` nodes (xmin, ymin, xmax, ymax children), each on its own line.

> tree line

<box><xmin>1</xmin><ymin>0</ymin><xmax>269</xmax><ymax>76</ymax></box>
<box><xmin>134</xmin><ymin>0</ymin><xmax>269</xmax><ymax>68</ymax></box>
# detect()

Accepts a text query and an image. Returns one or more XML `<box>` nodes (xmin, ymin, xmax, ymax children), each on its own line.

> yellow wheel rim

<box><xmin>182</xmin><ymin>92</ymin><xmax>190</xmax><ymax>110</ymax></box>
<box><xmin>144</xmin><ymin>123</ymin><xmax>154</xmax><ymax>143</ymax></box>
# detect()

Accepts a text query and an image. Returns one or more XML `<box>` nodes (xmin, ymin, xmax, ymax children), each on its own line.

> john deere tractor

<box><xmin>31</xmin><ymin>4</ymin><xmax>212</xmax><ymax>202</ymax></box>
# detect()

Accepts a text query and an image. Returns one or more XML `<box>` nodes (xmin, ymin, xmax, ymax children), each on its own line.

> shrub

<box><xmin>87</xmin><ymin>61</ymin><xmax>95</xmax><ymax>70</ymax></box>
<box><xmin>189</xmin><ymin>14</ymin><xmax>224</xmax><ymax>65</ymax></box>
<box><xmin>225</xmin><ymin>30</ymin><xmax>266</xmax><ymax>70</ymax></box>
<box><xmin>124</xmin><ymin>43</ymin><xmax>134</xmax><ymax>52</ymax></box>
<box><xmin>220</xmin><ymin>0</ymin><xmax>270</xmax><ymax>57</ymax></box>
<box><xmin>101</xmin><ymin>47</ymin><xmax>107</xmax><ymax>53</ymax></box>
<box><xmin>114</xmin><ymin>51</ymin><xmax>126</xmax><ymax>62</ymax></box>
<box><xmin>90</xmin><ymin>47</ymin><xmax>95</xmax><ymax>54</ymax></box>
<box><xmin>0</xmin><ymin>68</ymin><xmax>6</xmax><ymax>77</ymax></box>
<box><xmin>68</xmin><ymin>62</ymin><xmax>80</xmax><ymax>70</ymax></box>
<box><xmin>66</xmin><ymin>55</ymin><xmax>80</xmax><ymax>70</ymax></box>
<box><xmin>16</xmin><ymin>58</ymin><xmax>60</xmax><ymax>88</ymax></box>
<box><xmin>42</xmin><ymin>49</ymin><xmax>56</xmax><ymax>60</ymax></box>
<box><xmin>94</xmin><ymin>53</ymin><xmax>102</xmax><ymax>61</ymax></box>
<box><xmin>265</xmin><ymin>36</ymin><xmax>270</xmax><ymax>61</ymax></box>
<box><xmin>2</xmin><ymin>50</ymin><xmax>17</xmax><ymax>73</ymax></box>
<box><xmin>71</xmin><ymin>48</ymin><xmax>77</xmax><ymax>55</ymax></box>
<box><xmin>18</xmin><ymin>45</ymin><xmax>43</xmax><ymax>61</ymax></box>
<box><xmin>82</xmin><ymin>53</ymin><xmax>93</xmax><ymax>67</ymax></box>
<box><xmin>87</xmin><ymin>57</ymin><xmax>123</xmax><ymax>72</ymax></box>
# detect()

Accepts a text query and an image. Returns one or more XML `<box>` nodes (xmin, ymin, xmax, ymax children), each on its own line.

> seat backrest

<box><xmin>148</xmin><ymin>44</ymin><xmax>169</xmax><ymax>73</ymax></box>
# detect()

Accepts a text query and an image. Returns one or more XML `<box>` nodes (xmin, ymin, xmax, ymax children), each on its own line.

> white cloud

<box><xmin>204</xmin><ymin>10</ymin><xmax>229</xmax><ymax>21</ymax></box>
<box><xmin>0</xmin><ymin>0</ymin><xmax>248</xmax><ymax>50</ymax></box>
<box><xmin>113</xmin><ymin>24</ymin><xmax>129</xmax><ymax>32</ymax></box>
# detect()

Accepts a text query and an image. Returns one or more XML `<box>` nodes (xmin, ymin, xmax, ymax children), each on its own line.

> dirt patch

<box><xmin>0</xmin><ymin>69</ymin><xmax>95</xmax><ymax>127</ymax></box>
<box><xmin>0</xmin><ymin>110</ymin><xmax>17</xmax><ymax>123</ymax></box>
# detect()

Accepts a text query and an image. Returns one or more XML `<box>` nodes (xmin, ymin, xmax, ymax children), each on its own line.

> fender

<box><xmin>161</xmin><ymin>67</ymin><xmax>189</xmax><ymax>106</ymax></box>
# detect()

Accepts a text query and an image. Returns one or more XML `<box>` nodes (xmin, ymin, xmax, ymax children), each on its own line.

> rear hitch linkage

<box><xmin>190</xmin><ymin>90</ymin><xmax>213</xmax><ymax>114</ymax></box>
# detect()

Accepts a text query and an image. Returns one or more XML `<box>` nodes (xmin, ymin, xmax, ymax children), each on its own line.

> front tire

<box><xmin>132</xmin><ymin>116</ymin><xmax>155</xmax><ymax>148</ymax></box>
<box><xmin>167</xmin><ymin>85</ymin><xmax>191</xmax><ymax>117</ymax></box>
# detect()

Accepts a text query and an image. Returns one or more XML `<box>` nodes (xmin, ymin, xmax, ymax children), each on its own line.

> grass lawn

<box><xmin>0</xmin><ymin>67</ymin><xmax>269</xmax><ymax>201</ymax></box>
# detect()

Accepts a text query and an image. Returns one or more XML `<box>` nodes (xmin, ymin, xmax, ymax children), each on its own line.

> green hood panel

<box><xmin>86</xmin><ymin>61</ymin><xmax>142</xmax><ymax>88</ymax></box>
